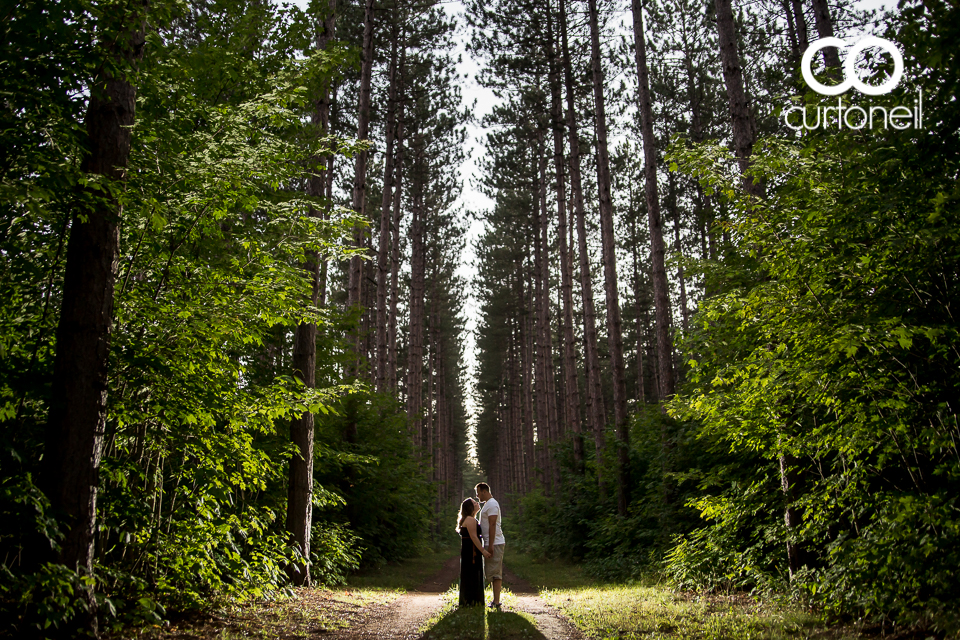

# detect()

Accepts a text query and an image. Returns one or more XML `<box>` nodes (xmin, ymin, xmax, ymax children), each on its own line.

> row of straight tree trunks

<box><xmin>471</xmin><ymin>0</ymin><xmax>680</xmax><ymax>511</ymax></box>
<box><xmin>329</xmin><ymin>0</ymin><xmax>470</xmax><ymax>529</ymax></box>
<box><xmin>470</xmin><ymin>0</ymin><xmax>845</xmax><ymax>522</ymax></box>
<box><xmin>43</xmin><ymin>0</ymin><xmax>474</xmax><ymax>602</ymax></box>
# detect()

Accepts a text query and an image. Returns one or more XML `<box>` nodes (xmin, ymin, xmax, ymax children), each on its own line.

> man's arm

<box><xmin>487</xmin><ymin>514</ymin><xmax>497</xmax><ymax>551</ymax></box>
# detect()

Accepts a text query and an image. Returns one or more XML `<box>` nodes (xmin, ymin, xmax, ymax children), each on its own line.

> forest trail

<box><xmin>498</xmin><ymin>567</ymin><xmax>584</xmax><ymax>640</ymax></box>
<box><xmin>329</xmin><ymin>557</ymin><xmax>582</xmax><ymax>640</ymax></box>
<box><xmin>326</xmin><ymin>556</ymin><xmax>460</xmax><ymax>639</ymax></box>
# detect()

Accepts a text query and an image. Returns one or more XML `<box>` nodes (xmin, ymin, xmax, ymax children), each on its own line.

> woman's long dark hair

<box><xmin>455</xmin><ymin>498</ymin><xmax>476</xmax><ymax>532</ymax></box>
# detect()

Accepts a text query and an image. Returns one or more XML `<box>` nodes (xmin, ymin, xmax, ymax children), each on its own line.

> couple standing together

<box><xmin>457</xmin><ymin>482</ymin><xmax>506</xmax><ymax>609</ymax></box>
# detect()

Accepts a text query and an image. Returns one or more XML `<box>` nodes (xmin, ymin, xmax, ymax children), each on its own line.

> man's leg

<box><xmin>488</xmin><ymin>545</ymin><xmax>505</xmax><ymax>606</ymax></box>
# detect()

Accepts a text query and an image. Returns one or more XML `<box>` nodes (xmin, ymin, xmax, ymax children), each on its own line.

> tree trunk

<box><xmin>780</xmin><ymin>453</ymin><xmax>804</xmax><ymax>578</ymax></box>
<box><xmin>810</xmin><ymin>0</ymin><xmax>841</xmax><ymax>69</ymax></box>
<box><xmin>632</xmin><ymin>247</ymin><xmax>646</xmax><ymax>406</ymax></box>
<box><xmin>286</xmin><ymin>0</ymin><xmax>336</xmax><ymax>587</ymax></box>
<box><xmin>43</xmin><ymin>5</ymin><xmax>147</xmax><ymax>635</ymax></box>
<box><xmin>714</xmin><ymin>0</ymin><xmax>763</xmax><ymax>197</ymax></box>
<box><xmin>531</xmin><ymin>158</ymin><xmax>548</xmax><ymax>490</ymax></box>
<box><xmin>318</xmin><ymin>85</ymin><xmax>338</xmax><ymax>308</ymax></box>
<box><xmin>287</xmin><ymin>287</ymin><xmax>317</xmax><ymax>586</ymax></box>
<box><xmin>631</xmin><ymin>0</ymin><xmax>676</xmax><ymax>406</ymax></box>
<box><xmin>791</xmin><ymin>0</ymin><xmax>809</xmax><ymax>54</ymax></box>
<box><xmin>668</xmin><ymin>173</ymin><xmax>689</xmax><ymax>335</ymax></box>
<box><xmin>406</xmin><ymin>141</ymin><xmax>426</xmax><ymax>456</ymax></box>
<box><xmin>559</xmin><ymin>0</ymin><xmax>605</xmax><ymax>489</ymax></box>
<box><xmin>349</xmin><ymin>0</ymin><xmax>375</xmax><ymax>375</ymax></box>
<box><xmin>547</xmin><ymin>1</ymin><xmax>584</xmax><ymax>472</ymax></box>
<box><xmin>519</xmin><ymin>265</ymin><xmax>536</xmax><ymax>491</ymax></box>
<box><xmin>587</xmin><ymin>0</ymin><xmax>630</xmax><ymax>515</ymax></box>
<box><xmin>387</xmin><ymin>53</ymin><xmax>406</xmax><ymax>392</ymax></box>
<box><xmin>537</xmin><ymin>130</ymin><xmax>559</xmax><ymax>491</ymax></box>
<box><xmin>376</xmin><ymin>17</ymin><xmax>402</xmax><ymax>393</ymax></box>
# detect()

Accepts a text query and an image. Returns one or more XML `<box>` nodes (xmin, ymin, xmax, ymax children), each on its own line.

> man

<box><xmin>475</xmin><ymin>482</ymin><xmax>505</xmax><ymax>609</ymax></box>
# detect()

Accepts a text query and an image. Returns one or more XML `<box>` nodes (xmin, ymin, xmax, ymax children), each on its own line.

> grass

<box><xmin>347</xmin><ymin>543</ymin><xmax>458</xmax><ymax>591</ymax></box>
<box><xmin>106</xmin><ymin>587</ymin><xmax>399</xmax><ymax>639</ymax></box>
<box><xmin>507</xmin><ymin>553</ymin><xmax>874</xmax><ymax>639</ymax></box>
<box><xmin>108</xmin><ymin>546</ymin><xmax>457</xmax><ymax>639</ymax></box>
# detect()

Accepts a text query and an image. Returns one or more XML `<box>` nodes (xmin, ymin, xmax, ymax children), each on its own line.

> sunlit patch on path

<box><xmin>327</xmin><ymin>556</ymin><xmax>460</xmax><ymax>639</ymax></box>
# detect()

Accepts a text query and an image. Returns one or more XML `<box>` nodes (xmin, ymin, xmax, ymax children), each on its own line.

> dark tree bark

<box><xmin>537</xmin><ymin>130</ymin><xmax>559</xmax><ymax>490</ymax></box>
<box><xmin>782</xmin><ymin>0</ymin><xmax>801</xmax><ymax>63</ymax></box>
<box><xmin>630</xmin><ymin>223</ymin><xmax>647</xmax><ymax>406</ymax></box>
<box><xmin>349</xmin><ymin>0</ymin><xmax>375</xmax><ymax>375</ymax></box>
<box><xmin>667</xmin><ymin>174</ymin><xmax>690</xmax><ymax>335</ymax></box>
<box><xmin>376</xmin><ymin>16</ymin><xmax>403</xmax><ymax>393</ymax></box>
<box><xmin>631</xmin><ymin>0</ymin><xmax>677</xmax><ymax>406</ymax></box>
<box><xmin>387</xmin><ymin>85</ymin><xmax>405</xmax><ymax>392</ymax></box>
<box><xmin>716</xmin><ymin>0</ymin><xmax>803</xmax><ymax>576</ymax></box>
<box><xmin>810</xmin><ymin>0</ymin><xmax>841</xmax><ymax>69</ymax></box>
<box><xmin>714</xmin><ymin>0</ymin><xmax>763</xmax><ymax>197</ymax></box>
<box><xmin>587</xmin><ymin>0</ymin><xmax>630</xmax><ymax>515</ymax></box>
<box><xmin>287</xmin><ymin>280</ymin><xmax>317</xmax><ymax>586</ymax></box>
<box><xmin>791</xmin><ymin>0</ymin><xmax>810</xmax><ymax>53</ymax></box>
<box><xmin>546</xmin><ymin>0</ymin><xmax>583</xmax><ymax>471</ymax></box>
<box><xmin>519</xmin><ymin>264</ymin><xmax>536</xmax><ymax>491</ymax></box>
<box><xmin>43</xmin><ymin>5</ymin><xmax>147</xmax><ymax>635</ymax></box>
<box><xmin>286</xmin><ymin>0</ymin><xmax>336</xmax><ymax>588</ymax></box>
<box><xmin>406</xmin><ymin>140</ymin><xmax>426</xmax><ymax>454</ymax></box>
<box><xmin>559</xmin><ymin>0</ymin><xmax>606</xmax><ymax>488</ymax></box>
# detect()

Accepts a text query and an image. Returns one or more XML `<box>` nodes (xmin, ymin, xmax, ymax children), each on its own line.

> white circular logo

<box><xmin>801</xmin><ymin>37</ymin><xmax>904</xmax><ymax>96</ymax></box>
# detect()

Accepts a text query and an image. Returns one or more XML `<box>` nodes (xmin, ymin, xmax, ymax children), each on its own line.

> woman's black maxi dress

<box><xmin>459</xmin><ymin>524</ymin><xmax>485</xmax><ymax>606</ymax></box>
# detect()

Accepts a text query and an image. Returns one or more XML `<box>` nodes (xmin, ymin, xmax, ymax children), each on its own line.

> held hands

<box><xmin>482</xmin><ymin>549</ymin><xmax>492</xmax><ymax>558</ymax></box>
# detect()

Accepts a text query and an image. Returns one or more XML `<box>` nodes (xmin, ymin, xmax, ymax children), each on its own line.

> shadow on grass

<box><xmin>422</xmin><ymin>606</ymin><xmax>486</xmax><ymax>640</ymax></box>
<box><xmin>488</xmin><ymin>610</ymin><xmax>548</xmax><ymax>640</ymax></box>
<box><xmin>421</xmin><ymin>606</ymin><xmax>548</xmax><ymax>640</ymax></box>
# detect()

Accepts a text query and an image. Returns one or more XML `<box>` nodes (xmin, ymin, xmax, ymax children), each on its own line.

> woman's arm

<box><xmin>466</xmin><ymin>519</ymin><xmax>491</xmax><ymax>557</ymax></box>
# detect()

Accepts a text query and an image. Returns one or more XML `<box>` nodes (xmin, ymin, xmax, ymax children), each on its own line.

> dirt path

<box><xmin>326</xmin><ymin>556</ymin><xmax>461</xmax><ymax>639</ymax></box>
<box><xmin>327</xmin><ymin>558</ymin><xmax>582</xmax><ymax>640</ymax></box>
<box><xmin>500</xmin><ymin>567</ymin><xmax>584</xmax><ymax>640</ymax></box>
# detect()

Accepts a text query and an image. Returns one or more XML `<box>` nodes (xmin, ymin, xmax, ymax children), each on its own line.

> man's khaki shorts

<box><xmin>484</xmin><ymin>544</ymin><xmax>505</xmax><ymax>581</ymax></box>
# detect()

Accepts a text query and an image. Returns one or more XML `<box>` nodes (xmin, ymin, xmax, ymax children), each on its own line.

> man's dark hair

<box><xmin>475</xmin><ymin>482</ymin><xmax>490</xmax><ymax>494</ymax></box>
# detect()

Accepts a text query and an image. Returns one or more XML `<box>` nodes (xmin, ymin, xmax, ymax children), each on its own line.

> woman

<box><xmin>457</xmin><ymin>497</ymin><xmax>491</xmax><ymax>606</ymax></box>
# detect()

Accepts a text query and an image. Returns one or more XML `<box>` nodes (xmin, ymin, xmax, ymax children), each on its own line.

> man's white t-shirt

<box><xmin>479</xmin><ymin>497</ymin><xmax>505</xmax><ymax>546</ymax></box>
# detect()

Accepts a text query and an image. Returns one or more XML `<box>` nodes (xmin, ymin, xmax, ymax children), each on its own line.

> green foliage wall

<box><xmin>510</xmin><ymin>1</ymin><xmax>960</xmax><ymax>633</ymax></box>
<box><xmin>0</xmin><ymin>0</ymin><xmax>428</xmax><ymax>634</ymax></box>
<box><xmin>664</xmin><ymin>0</ymin><xmax>960</xmax><ymax>629</ymax></box>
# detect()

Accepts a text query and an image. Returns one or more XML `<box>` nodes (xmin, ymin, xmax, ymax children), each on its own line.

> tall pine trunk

<box><xmin>376</xmin><ymin>17</ymin><xmax>402</xmax><ymax>392</ymax></box>
<box><xmin>716</xmin><ymin>0</ymin><xmax>802</xmax><ymax>577</ymax></box>
<box><xmin>519</xmin><ymin>264</ymin><xmax>536</xmax><ymax>491</ymax></box>
<box><xmin>668</xmin><ymin>174</ymin><xmax>689</xmax><ymax>335</ymax></box>
<box><xmin>631</xmin><ymin>0</ymin><xmax>676</xmax><ymax>404</ymax></box>
<box><xmin>559</xmin><ymin>0</ymin><xmax>606</xmax><ymax>489</ymax></box>
<box><xmin>43</xmin><ymin>6</ymin><xmax>147</xmax><ymax>634</ymax></box>
<box><xmin>387</xmin><ymin>51</ymin><xmax>406</xmax><ymax>392</ymax></box>
<box><xmin>714</xmin><ymin>0</ymin><xmax>763</xmax><ymax>197</ymax></box>
<box><xmin>349</xmin><ymin>0</ymin><xmax>375</xmax><ymax>376</ymax></box>
<box><xmin>547</xmin><ymin>0</ymin><xmax>584</xmax><ymax>471</ymax></box>
<box><xmin>791</xmin><ymin>0</ymin><xmax>810</xmax><ymax>53</ymax></box>
<box><xmin>406</xmin><ymin>139</ymin><xmax>426</xmax><ymax>456</ymax></box>
<box><xmin>587</xmin><ymin>0</ymin><xmax>630</xmax><ymax>515</ymax></box>
<box><xmin>287</xmin><ymin>0</ymin><xmax>336</xmax><ymax>587</ymax></box>
<box><xmin>810</xmin><ymin>0</ymin><xmax>841</xmax><ymax>69</ymax></box>
<box><xmin>537</xmin><ymin>129</ymin><xmax>559</xmax><ymax>490</ymax></box>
